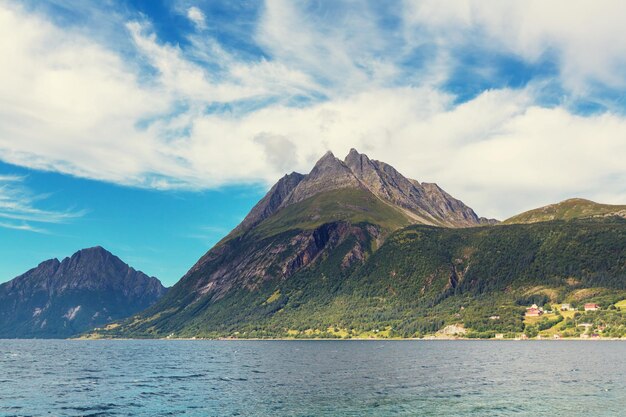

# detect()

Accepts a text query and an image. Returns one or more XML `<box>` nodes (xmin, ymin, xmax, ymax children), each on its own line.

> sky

<box><xmin>1</xmin><ymin>0</ymin><xmax>626</xmax><ymax>285</ymax></box>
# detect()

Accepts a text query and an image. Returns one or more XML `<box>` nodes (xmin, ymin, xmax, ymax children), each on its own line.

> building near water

<box><xmin>525</xmin><ymin>305</ymin><xmax>543</xmax><ymax>317</ymax></box>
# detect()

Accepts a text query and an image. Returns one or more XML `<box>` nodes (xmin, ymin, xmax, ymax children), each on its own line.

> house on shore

<box><xmin>526</xmin><ymin>304</ymin><xmax>544</xmax><ymax>317</ymax></box>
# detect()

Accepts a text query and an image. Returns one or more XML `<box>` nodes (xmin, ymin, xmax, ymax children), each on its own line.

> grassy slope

<box><xmin>92</xmin><ymin>218</ymin><xmax>626</xmax><ymax>339</ymax></box>
<box><xmin>505</xmin><ymin>198</ymin><xmax>626</xmax><ymax>224</ymax></box>
<box><xmin>252</xmin><ymin>188</ymin><xmax>413</xmax><ymax>238</ymax></box>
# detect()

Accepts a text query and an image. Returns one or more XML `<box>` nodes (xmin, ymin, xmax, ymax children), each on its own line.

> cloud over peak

<box><xmin>0</xmin><ymin>0</ymin><xmax>625</xmax><ymax>218</ymax></box>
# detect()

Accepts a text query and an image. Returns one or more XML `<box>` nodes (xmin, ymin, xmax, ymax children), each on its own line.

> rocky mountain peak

<box><xmin>280</xmin><ymin>150</ymin><xmax>363</xmax><ymax>207</ymax></box>
<box><xmin>59</xmin><ymin>246</ymin><xmax>127</xmax><ymax>277</ymax></box>
<box><xmin>230</xmin><ymin>171</ymin><xmax>305</xmax><ymax>236</ymax></box>
<box><xmin>0</xmin><ymin>248</ymin><xmax>168</xmax><ymax>338</ymax></box>
<box><xmin>229</xmin><ymin>148</ymin><xmax>496</xmax><ymax>237</ymax></box>
<box><xmin>309</xmin><ymin>150</ymin><xmax>348</xmax><ymax>176</ymax></box>
<box><xmin>343</xmin><ymin>148</ymin><xmax>373</xmax><ymax>174</ymax></box>
<box><xmin>36</xmin><ymin>258</ymin><xmax>61</xmax><ymax>273</ymax></box>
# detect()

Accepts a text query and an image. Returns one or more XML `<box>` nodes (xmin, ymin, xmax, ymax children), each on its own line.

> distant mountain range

<box><xmin>88</xmin><ymin>149</ymin><xmax>626</xmax><ymax>340</ymax></box>
<box><xmin>0</xmin><ymin>247</ymin><xmax>167</xmax><ymax>338</ymax></box>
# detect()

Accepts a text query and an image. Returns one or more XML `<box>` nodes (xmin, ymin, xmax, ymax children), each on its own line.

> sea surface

<box><xmin>1</xmin><ymin>340</ymin><xmax>625</xmax><ymax>417</ymax></box>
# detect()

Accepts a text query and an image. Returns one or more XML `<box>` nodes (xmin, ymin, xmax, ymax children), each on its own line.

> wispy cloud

<box><xmin>0</xmin><ymin>221</ymin><xmax>47</xmax><ymax>233</ymax></box>
<box><xmin>0</xmin><ymin>175</ymin><xmax>84</xmax><ymax>233</ymax></box>
<box><xmin>0</xmin><ymin>1</ymin><xmax>625</xmax><ymax>218</ymax></box>
<box><xmin>186</xmin><ymin>6</ymin><xmax>206</xmax><ymax>30</ymax></box>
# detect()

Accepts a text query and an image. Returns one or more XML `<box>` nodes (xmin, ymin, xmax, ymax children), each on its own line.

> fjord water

<box><xmin>1</xmin><ymin>340</ymin><xmax>625</xmax><ymax>417</ymax></box>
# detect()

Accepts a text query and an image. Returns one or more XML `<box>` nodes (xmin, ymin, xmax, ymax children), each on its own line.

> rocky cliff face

<box><xmin>182</xmin><ymin>221</ymin><xmax>379</xmax><ymax>301</ymax></box>
<box><xmin>235</xmin><ymin>148</ymin><xmax>496</xmax><ymax>234</ymax></box>
<box><xmin>343</xmin><ymin>149</ymin><xmax>491</xmax><ymax>227</ymax></box>
<box><xmin>0</xmin><ymin>247</ymin><xmax>167</xmax><ymax>338</ymax></box>
<box><xmin>280</xmin><ymin>151</ymin><xmax>366</xmax><ymax>207</ymax></box>
<box><xmin>230</xmin><ymin>171</ymin><xmax>305</xmax><ymax>236</ymax></box>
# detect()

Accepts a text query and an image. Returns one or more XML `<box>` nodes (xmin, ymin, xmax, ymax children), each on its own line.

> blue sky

<box><xmin>1</xmin><ymin>0</ymin><xmax>626</xmax><ymax>284</ymax></box>
<box><xmin>0</xmin><ymin>160</ymin><xmax>264</xmax><ymax>284</ymax></box>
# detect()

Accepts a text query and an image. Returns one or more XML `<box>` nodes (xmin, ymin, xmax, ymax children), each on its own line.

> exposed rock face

<box><xmin>343</xmin><ymin>149</ymin><xmax>485</xmax><ymax>226</ymax></box>
<box><xmin>231</xmin><ymin>171</ymin><xmax>305</xmax><ymax>236</ymax></box>
<box><xmin>236</xmin><ymin>148</ymin><xmax>497</xmax><ymax>233</ymax></box>
<box><xmin>181</xmin><ymin>221</ymin><xmax>379</xmax><ymax>301</ymax></box>
<box><xmin>0</xmin><ymin>247</ymin><xmax>167</xmax><ymax>338</ymax></box>
<box><xmin>280</xmin><ymin>151</ymin><xmax>365</xmax><ymax>207</ymax></box>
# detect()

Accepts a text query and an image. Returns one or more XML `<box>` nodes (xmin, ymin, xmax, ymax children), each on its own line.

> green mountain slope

<box><xmin>97</xmin><ymin>194</ymin><xmax>394</xmax><ymax>338</ymax></box>
<box><xmin>253</xmin><ymin>188</ymin><xmax>412</xmax><ymax>238</ymax></box>
<box><xmin>92</xmin><ymin>218</ymin><xmax>626</xmax><ymax>339</ymax></box>
<box><xmin>505</xmin><ymin>198</ymin><xmax>626</xmax><ymax>224</ymax></box>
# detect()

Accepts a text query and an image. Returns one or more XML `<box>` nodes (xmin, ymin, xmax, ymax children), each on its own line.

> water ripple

<box><xmin>1</xmin><ymin>340</ymin><xmax>626</xmax><ymax>416</ymax></box>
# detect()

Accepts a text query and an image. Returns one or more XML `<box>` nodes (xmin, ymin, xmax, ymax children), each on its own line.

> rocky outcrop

<box><xmin>233</xmin><ymin>149</ymin><xmax>497</xmax><ymax>235</ymax></box>
<box><xmin>183</xmin><ymin>222</ymin><xmax>379</xmax><ymax>302</ymax></box>
<box><xmin>343</xmin><ymin>149</ymin><xmax>490</xmax><ymax>227</ymax></box>
<box><xmin>0</xmin><ymin>247</ymin><xmax>167</xmax><ymax>338</ymax></box>
<box><xmin>230</xmin><ymin>172</ymin><xmax>305</xmax><ymax>236</ymax></box>
<box><xmin>280</xmin><ymin>151</ymin><xmax>365</xmax><ymax>207</ymax></box>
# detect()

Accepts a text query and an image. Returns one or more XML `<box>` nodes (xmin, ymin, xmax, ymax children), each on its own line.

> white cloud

<box><xmin>403</xmin><ymin>0</ymin><xmax>626</xmax><ymax>93</ymax></box>
<box><xmin>0</xmin><ymin>3</ymin><xmax>316</xmax><ymax>188</ymax></box>
<box><xmin>0</xmin><ymin>221</ymin><xmax>47</xmax><ymax>233</ymax></box>
<box><xmin>0</xmin><ymin>0</ymin><xmax>625</xmax><ymax>220</ymax></box>
<box><xmin>172</xmin><ymin>85</ymin><xmax>626</xmax><ymax>219</ymax></box>
<box><xmin>257</xmin><ymin>0</ymin><xmax>404</xmax><ymax>92</ymax></box>
<box><xmin>186</xmin><ymin>6</ymin><xmax>206</xmax><ymax>29</ymax></box>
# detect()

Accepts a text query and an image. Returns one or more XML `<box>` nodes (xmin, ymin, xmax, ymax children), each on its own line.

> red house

<box><xmin>584</xmin><ymin>303</ymin><xmax>600</xmax><ymax>311</ymax></box>
<box><xmin>525</xmin><ymin>307</ymin><xmax>543</xmax><ymax>317</ymax></box>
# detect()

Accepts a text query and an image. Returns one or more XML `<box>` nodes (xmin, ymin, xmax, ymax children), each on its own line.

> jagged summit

<box><xmin>0</xmin><ymin>247</ymin><xmax>167</xmax><ymax>338</ymax></box>
<box><xmin>280</xmin><ymin>151</ymin><xmax>363</xmax><ymax>208</ymax></box>
<box><xmin>232</xmin><ymin>149</ymin><xmax>495</xmax><ymax>237</ymax></box>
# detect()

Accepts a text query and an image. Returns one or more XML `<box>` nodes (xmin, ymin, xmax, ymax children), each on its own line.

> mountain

<box><xmin>0</xmin><ymin>247</ymin><xmax>167</xmax><ymax>338</ymax></box>
<box><xmin>504</xmin><ymin>198</ymin><xmax>626</xmax><ymax>224</ymax></box>
<box><xmin>88</xmin><ymin>149</ymin><xmax>625</xmax><ymax>340</ymax></box>
<box><xmin>86</xmin><ymin>149</ymin><xmax>497</xmax><ymax>338</ymax></box>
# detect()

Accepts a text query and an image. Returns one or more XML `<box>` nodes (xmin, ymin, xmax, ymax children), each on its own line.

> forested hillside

<box><xmin>92</xmin><ymin>218</ymin><xmax>626</xmax><ymax>339</ymax></box>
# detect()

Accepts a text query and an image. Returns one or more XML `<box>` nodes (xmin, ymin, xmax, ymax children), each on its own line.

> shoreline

<box><xmin>62</xmin><ymin>336</ymin><xmax>626</xmax><ymax>342</ymax></box>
